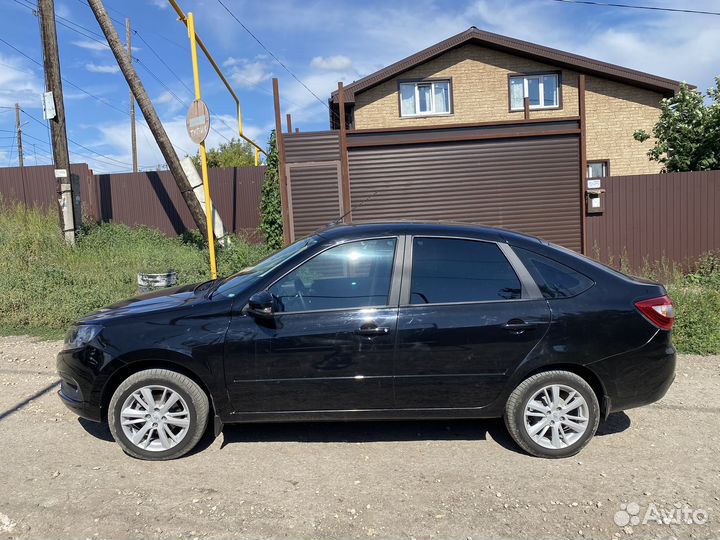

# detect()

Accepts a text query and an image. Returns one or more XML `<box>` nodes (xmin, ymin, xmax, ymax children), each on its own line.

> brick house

<box><xmin>275</xmin><ymin>27</ymin><xmax>688</xmax><ymax>253</ymax></box>
<box><xmin>329</xmin><ymin>27</ymin><xmax>683</xmax><ymax>177</ymax></box>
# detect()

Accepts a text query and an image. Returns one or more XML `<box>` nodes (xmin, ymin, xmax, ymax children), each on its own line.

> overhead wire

<box><xmin>216</xmin><ymin>0</ymin><xmax>340</xmax><ymax>121</ymax></box>
<box><xmin>551</xmin><ymin>0</ymin><xmax>720</xmax><ymax>16</ymax></box>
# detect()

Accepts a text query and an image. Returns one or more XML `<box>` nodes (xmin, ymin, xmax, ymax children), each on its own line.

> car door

<box><xmin>224</xmin><ymin>236</ymin><xmax>403</xmax><ymax>413</ymax></box>
<box><xmin>394</xmin><ymin>236</ymin><xmax>550</xmax><ymax>409</ymax></box>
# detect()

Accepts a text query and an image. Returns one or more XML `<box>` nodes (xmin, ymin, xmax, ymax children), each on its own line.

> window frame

<box><xmin>398</xmin><ymin>78</ymin><xmax>454</xmax><ymax>118</ymax></box>
<box><xmin>399</xmin><ymin>235</ymin><xmax>542</xmax><ymax>307</ymax></box>
<box><xmin>262</xmin><ymin>236</ymin><xmax>404</xmax><ymax>316</ymax></box>
<box><xmin>508</xmin><ymin>71</ymin><xmax>562</xmax><ymax>112</ymax></box>
<box><xmin>587</xmin><ymin>160</ymin><xmax>610</xmax><ymax>179</ymax></box>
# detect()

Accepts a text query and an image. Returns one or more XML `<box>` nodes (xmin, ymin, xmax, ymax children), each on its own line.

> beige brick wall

<box><xmin>354</xmin><ymin>44</ymin><xmax>579</xmax><ymax>128</ymax></box>
<box><xmin>352</xmin><ymin>43</ymin><xmax>664</xmax><ymax>175</ymax></box>
<box><xmin>585</xmin><ymin>77</ymin><xmax>663</xmax><ymax>175</ymax></box>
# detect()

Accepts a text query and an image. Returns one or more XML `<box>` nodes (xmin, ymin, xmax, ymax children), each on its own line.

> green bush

<box><xmin>663</xmin><ymin>252</ymin><xmax>720</xmax><ymax>355</ymax></box>
<box><xmin>0</xmin><ymin>204</ymin><xmax>270</xmax><ymax>338</ymax></box>
<box><xmin>667</xmin><ymin>285</ymin><xmax>720</xmax><ymax>355</ymax></box>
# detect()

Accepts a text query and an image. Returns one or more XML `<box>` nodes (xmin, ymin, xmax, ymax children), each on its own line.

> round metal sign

<box><xmin>186</xmin><ymin>99</ymin><xmax>210</xmax><ymax>144</ymax></box>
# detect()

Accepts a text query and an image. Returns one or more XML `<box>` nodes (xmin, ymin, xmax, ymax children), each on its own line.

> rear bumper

<box><xmin>589</xmin><ymin>330</ymin><xmax>676</xmax><ymax>413</ymax></box>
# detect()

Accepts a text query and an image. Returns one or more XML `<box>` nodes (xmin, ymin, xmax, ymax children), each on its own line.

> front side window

<box><xmin>270</xmin><ymin>238</ymin><xmax>397</xmax><ymax>313</ymax></box>
<box><xmin>410</xmin><ymin>238</ymin><xmax>521</xmax><ymax>304</ymax></box>
<box><xmin>509</xmin><ymin>73</ymin><xmax>560</xmax><ymax>111</ymax></box>
<box><xmin>399</xmin><ymin>80</ymin><xmax>451</xmax><ymax>117</ymax></box>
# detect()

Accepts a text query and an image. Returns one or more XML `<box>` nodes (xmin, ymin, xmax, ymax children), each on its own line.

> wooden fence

<box><xmin>586</xmin><ymin>170</ymin><xmax>720</xmax><ymax>270</ymax></box>
<box><xmin>0</xmin><ymin>164</ymin><xmax>265</xmax><ymax>239</ymax></box>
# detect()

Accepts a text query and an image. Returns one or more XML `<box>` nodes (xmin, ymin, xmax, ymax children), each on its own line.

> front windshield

<box><xmin>213</xmin><ymin>236</ymin><xmax>319</xmax><ymax>298</ymax></box>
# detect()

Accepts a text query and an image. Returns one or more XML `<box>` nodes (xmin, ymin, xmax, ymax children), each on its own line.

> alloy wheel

<box><xmin>120</xmin><ymin>385</ymin><xmax>191</xmax><ymax>452</ymax></box>
<box><xmin>523</xmin><ymin>384</ymin><xmax>589</xmax><ymax>449</ymax></box>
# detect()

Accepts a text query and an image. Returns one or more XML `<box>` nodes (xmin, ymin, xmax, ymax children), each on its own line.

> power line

<box><xmin>3</xmin><ymin>4</ymin><xmax>194</xmax><ymax>158</ymax></box>
<box><xmin>0</xmin><ymin>36</ymin><xmax>192</xmax><ymax>158</ymax></box>
<box><xmin>21</xmin><ymin>108</ymin><xmax>133</xmax><ymax>168</ymax></box>
<box><xmin>216</xmin><ymin>0</ymin><xmax>339</xmax><ymax>119</ymax></box>
<box><xmin>71</xmin><ymin>0</ymin><xmax>186</xmax><ymax>51</ymax></box>
<box><xmin>551</xmin><ymin>0</ymin><xmax>720</xmax><ymax>16</ymax></box>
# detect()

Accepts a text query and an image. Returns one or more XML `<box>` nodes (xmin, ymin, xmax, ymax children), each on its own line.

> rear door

<box><xmin>394</xmin><ymin>236</ymin><xmax>551</xmax><ymax>409</ymax></box>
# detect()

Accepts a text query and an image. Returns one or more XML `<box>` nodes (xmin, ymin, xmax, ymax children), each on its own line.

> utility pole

<box><xmin>38</xmin><ymin>0</ymin><xmax>76</xmax><ymax>244</ymax></box>
<box><xmin>88</xmin><ymin>0</ymin><xmax>208</xmax><ymax>239</ymax></box>
<box><xmin>126</xmin><ymin>18</ymin><xmax>138</xmax><ymax>173</ymax></box>
<box><xmin>15</xmin><ymin>103</ymin><xmax>23</xmax><ymax>168</ymax></box>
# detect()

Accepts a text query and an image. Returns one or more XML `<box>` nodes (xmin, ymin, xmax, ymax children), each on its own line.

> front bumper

<box><xmin>56</xmin><ymin>346</ymin><xmax>104</xmax><ymax>422</ymax></box>
<box><xmin>589</xmin><ymin>329</ymin><xmax>676</xmax><ymax>413</ymax></box>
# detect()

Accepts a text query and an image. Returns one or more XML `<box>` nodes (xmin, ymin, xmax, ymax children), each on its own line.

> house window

<box><xmin>510</xmin><ymin>73</ymin><xmax>560</xmax><ymax>111</ymax></box>
<box><xmin>587</xmin><ymin>161</ymin><xmax>609</xmax><ymax>178</ymax></box>
<box><xmin>399</xmin><ymin>80</ymin><xmax>451</xmax><ymax>117</ymax></box>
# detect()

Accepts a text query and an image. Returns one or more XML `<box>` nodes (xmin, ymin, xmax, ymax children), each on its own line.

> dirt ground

<box><xmin>0</xmin><ymin>335</ymin><xmax>718</xmax><ymax>540</ymax></box>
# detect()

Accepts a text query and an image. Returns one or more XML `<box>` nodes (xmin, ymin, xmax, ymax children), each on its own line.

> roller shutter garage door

<box><xmin>348</xmin><ymin>135</ymin><xmax>582</xmax><ymax>251</ymax></box>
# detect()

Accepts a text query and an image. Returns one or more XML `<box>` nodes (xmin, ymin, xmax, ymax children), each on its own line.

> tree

<box><xmin>260</xmin><ymin>130</ymin><xmax>283</xmax><ymax>249</ymax></box>
<box><xmin>634</xmin><ymin>78</ymin><xmax>720</xmax><ymax>172</ymax></box>
<box><xmin>190</xmin><ymin>137</ymin><xmax>256</xmax><ymax>169</ymax></box>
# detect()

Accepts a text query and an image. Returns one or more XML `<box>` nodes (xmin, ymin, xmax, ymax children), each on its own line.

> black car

<box><xmin>57</xmin><ymin>223</ymin><xmax>676</xmax><ymax>460</ymax></box>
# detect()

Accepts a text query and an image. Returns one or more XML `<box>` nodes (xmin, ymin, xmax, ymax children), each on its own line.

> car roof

<box><xmin>314</xmin><ymin>221</ymin><xmax>543</xmax><ymax>245</ymax></box>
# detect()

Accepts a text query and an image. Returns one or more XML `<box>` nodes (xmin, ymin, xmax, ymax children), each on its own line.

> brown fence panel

<box><xmin>0</xmin><ymin>164</ymin><xmax>265</xmax><ymax>240</ymax></box>
<box><xmin>93</xmin><ymin>167</ymin><xmax>265</xmax><ymax>238</ymax></box>
<box><xmin>585</xmin><ymin>170</ymin><xmax>720</xmax><ymax>270</ymax></box>
<box><xmin>0</xmin><ymin>163</ymin><xmax>91</xmax><ymax>212</ymax></box>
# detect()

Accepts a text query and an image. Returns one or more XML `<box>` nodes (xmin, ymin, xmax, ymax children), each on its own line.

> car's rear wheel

<box><xmin>108</xmin><ymin>368</ymin><xmax>209</xmax><ymax>460</ymax></box>
<box><xmin>504</xmin><ymin>370</ymin><xmax>599</xmax><ymax>458</ymax></box>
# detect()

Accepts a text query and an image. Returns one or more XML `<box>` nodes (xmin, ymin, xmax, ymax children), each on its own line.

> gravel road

<box><xmin>0</xmin><ymin>335</ymin><xmax>718</xmax><ymax>539</ymax></box>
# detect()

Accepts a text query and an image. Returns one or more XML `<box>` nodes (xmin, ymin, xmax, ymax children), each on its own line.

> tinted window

<box><xmin>513</xmin><ymin>246</ymin><xmax>594</xmax><ymax>299</ymax></box>
<box><xmin>410</xmin><ymin>238</ymin><xmax>521</xmax><ymax>304</ymax></box>
<box><xmin>270</xmin><ymin>238</ymin><xmax>396</xmax><ymax>313</ymax></box>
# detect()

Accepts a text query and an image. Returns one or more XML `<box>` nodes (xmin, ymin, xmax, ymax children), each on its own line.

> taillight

<box><xmin>634</xmin><ymin>295</ymin><xmax>675</xmax><ymax>330</ymax></box>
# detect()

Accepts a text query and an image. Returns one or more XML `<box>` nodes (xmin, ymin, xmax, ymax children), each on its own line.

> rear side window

<box><xmin>513</xmin><ymin>246</ymin><xmax>594</xmax><ymax>299</ymax></box>
<box><xmin>410</xmin><ymin>238</ymin><xmax>521</xmax><ymax>304</ymax></box>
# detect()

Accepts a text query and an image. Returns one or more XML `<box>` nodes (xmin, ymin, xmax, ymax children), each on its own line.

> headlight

<box><xmin>64</xmin><ymin>325</ymin><xmax>102</xmax><ymax>348</ymax></box>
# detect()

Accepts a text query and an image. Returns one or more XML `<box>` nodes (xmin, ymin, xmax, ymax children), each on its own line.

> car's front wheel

<box><xmin>504</xmin><ymin>370</ymin><xmax>600</xmax><ymax>458</ymax></box>
<box><xmin>108</xmin><ymin>368</ymin><xmax>209</xmax><ymax>460</ymax></box>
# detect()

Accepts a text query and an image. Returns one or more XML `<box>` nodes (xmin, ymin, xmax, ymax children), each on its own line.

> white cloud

<box><xmin>310</xmin><ymin>55</ymin><xmax>355</xmax><ymax>72</ymax></box>
<box><xmin>225</xmin><ymin>57</ymin><xmax>273</xmax><ymax>88</ymax></box>
<box><xmin>85</xmin><ymin>63</ymin><xmax>120</xmax><ymax>74</ymax></box>
<box><xmin>56</xmin><ymin>2</ymin><xmax>72</xmax><ymax>20</ymax></box>
<box><xmin>86</xmin><ymin>114</ymin><xmax>271</xmax><ymax>173</ymax></box>
<box><xmin>0</xmin><ymin>54</ymin><xmax>43</xmax><ymax>109</ymax></box>
<box><xmin>149</xmin><ymin>0</ymin><xmax>169</xmax><ymax>9</ymax></box>
<box><xmin>72</xmin><ymin>40</ymin><xmax>110</xmax><ymax>52</ymax></box>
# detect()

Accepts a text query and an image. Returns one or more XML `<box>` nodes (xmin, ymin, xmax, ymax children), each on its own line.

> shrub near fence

<box><xmin>0</xmin><ymin>164</ymin><xmax>265</xmax><ymax>240</ymax></box>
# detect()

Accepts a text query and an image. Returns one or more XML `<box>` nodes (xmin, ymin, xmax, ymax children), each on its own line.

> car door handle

<box><xmin>355</xmin><ymin>324</ymin><xmax>390</xmax><ymax>336</ymax></box>
<box><xmin>503</xmin><ymin>319</ymin><xmax>535</xmax><ymax>332</ymax></box>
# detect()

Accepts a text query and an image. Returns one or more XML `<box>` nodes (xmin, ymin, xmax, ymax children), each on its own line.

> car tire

<box><xmin>108</xmin><ymin>368</ymin><xmax>209</xmax><ymax>461</ymax></box>
<box><xmin>504</xmin><ymin>370</ymin><xmax>600</xmax><ymax>458</ymax></box>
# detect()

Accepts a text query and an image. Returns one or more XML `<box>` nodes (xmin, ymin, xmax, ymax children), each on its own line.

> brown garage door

<box><xmin>348</xmin><ymin>135</ymin><xmax>581</xmax><ymax>251</ymax></box>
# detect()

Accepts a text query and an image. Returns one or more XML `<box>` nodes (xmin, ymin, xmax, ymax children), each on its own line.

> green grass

<box><xmin>1</xmin><ymin>205</ymin><xmax>718</xmax><ymax>354</ymax></box>
<box><xmin>0</xmin><ymin>204</ymin><xmax>270</xmax><ymax>338</ymax></box>
<box><xmin>663</xmin><ymin>254</ymin><xmax>720</xmax><ymax>355</ymax></box>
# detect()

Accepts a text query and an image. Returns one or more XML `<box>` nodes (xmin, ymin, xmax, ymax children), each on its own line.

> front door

<box><xmin>225</xmin><ymin>237</ymin><xmax>401</xmax><ymax>412</ymax></box>
<box><xmin>394</xmin><ymin>237</ymin><xmax>551</xmax><ymax>409</ymax></box>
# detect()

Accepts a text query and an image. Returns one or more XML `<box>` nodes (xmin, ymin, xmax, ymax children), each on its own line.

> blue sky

<box><xmin>1</xmin><ymin>0</ymin><xmax>719</xmax><ymax>173</ymax></box>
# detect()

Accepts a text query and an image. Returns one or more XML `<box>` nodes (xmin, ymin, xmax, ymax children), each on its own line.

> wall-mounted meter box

<box><xmin>586</xmin><ymin>189</ymin><xmax>606</xmax><ymax>214</ymax></box>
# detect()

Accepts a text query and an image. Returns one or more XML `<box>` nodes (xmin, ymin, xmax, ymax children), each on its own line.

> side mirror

<box><xmin>247</xmin><ymin>290</ymin><xmax>275</xmax><ymax>318</ymax></box>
